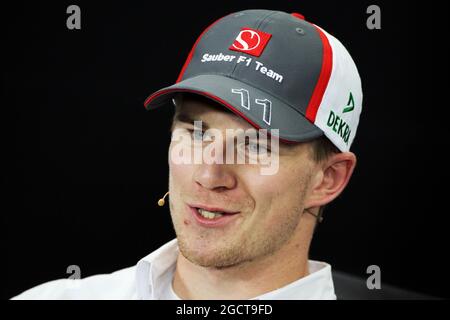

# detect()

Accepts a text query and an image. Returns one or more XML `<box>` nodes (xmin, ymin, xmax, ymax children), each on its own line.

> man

<box><xmin>13</xmin><ymin>9</ymin><xmax>362</xmax><ymax>300</ymax></box>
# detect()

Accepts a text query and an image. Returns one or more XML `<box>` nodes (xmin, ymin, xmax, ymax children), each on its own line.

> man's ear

<box><xmin>305</xmin><ymin>152</ymin><xmax>357</xmax><ymax>208</ymax></box>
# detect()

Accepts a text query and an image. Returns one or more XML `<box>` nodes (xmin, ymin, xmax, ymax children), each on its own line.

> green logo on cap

<box><xmin>325</xmin><ymin>92</ymin><xmax>355</xmax><ymax>145</ymax></box>
<box><xmin>342</xmin><ymin>92</ymin><xmax>355</xmax><ymax>113</ymax></box>
<box><xmin>327</xmin><ymin>111</ymin><xmax>351</xmax><ymax>145</ymax></box>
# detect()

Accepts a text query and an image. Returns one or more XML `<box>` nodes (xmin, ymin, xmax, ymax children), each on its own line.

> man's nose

<box><xmin>193</xmin><ymin>163</ymin><xmax>237</xmax><ymax>191</ymax></box>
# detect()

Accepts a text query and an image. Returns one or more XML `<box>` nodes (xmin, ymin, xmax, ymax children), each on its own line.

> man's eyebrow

<box><xmin>172</xmin><ymin>113</ymin><xmax>278</xmax><ymax>142</ymax></box>
<box><xmin>172</xmin><ymin>113</ymin><xmax>210</xmax><ymax>130</ymax></box>
<box><xmin>233</xmin><ymin>130</ymin><xmax>275</xmax><ymax>145</ymax></box>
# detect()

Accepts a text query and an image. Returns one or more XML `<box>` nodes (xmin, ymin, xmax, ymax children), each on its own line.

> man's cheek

<box><xmin>168</xmin><ymin>132</ymin><xmax>194</xmax><ymax>165</ymax></box>
<box><xmin>169</xmin><ymin>161</ymin><xmax>195</xmax><ymax>212</ymax></box>
<box><xmin>169</xmin><ymin>162</ymin><xmax>192</xmax><ymax>185</ymax></box>
<box><xmin>251</xmin><ymin>175</ymin><xmax>283</xmax><ymax>197</ymax></box>
<box><xmin>251</xmin><ymin>178</ymin><xmax>289</xmax><ymax>219</ymax></box>
<box><xmin>250</xmin><ymin>189</ymin><xmax>273</xmax><ymax>222</ymax></box>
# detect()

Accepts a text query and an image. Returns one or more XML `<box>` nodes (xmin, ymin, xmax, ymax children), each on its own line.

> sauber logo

<box><xmin>229</xmin><ymin>27</ymin><xmax>272</xmax><ymax>57</ymax></box>
<box><xmin>232</xmin><ymin>29</ymin><xmax>261</xmax><ymax>51</ymax></box>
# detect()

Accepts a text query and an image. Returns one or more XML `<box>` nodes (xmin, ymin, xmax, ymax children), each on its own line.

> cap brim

<box><xmin>144</xmin><ymin>74</ymin><xmax>323</xmax><ymax>143</ymax></box>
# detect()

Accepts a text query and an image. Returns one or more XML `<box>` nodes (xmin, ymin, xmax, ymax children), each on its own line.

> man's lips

<box><xmin>187</xmin><ymin>203</ymin><xmax>241</xmax><ymax>228</ymax></box>
<box><xmin>188</xmin><ymin>203</ymin><xmax>240</xmax><ymax>215</ymax></box>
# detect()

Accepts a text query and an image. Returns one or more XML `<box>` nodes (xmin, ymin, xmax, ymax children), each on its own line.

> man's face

<box><xmin>168</xmin><ymin>97</ymin><xmax>317</xmax><ymax>268</ymax></box>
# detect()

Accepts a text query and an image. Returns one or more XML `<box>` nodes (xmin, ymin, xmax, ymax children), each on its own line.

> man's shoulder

<box><xmin>11</xmin><ymin>265</ymin><xmax>137</xmax><ymax>300</ymax></box>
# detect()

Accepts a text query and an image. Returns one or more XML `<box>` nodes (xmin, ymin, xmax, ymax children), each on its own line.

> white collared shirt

<box><xmin>12</xmin><ymin>239</ymin><xmax>336</xmax><ymax>300</ymax></box>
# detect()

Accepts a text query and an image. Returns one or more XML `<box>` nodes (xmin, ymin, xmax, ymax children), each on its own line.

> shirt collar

<box><xmin>136</xmin><ymin>238</ymin><xmax>179</xmax><ymax>300</ymax></box>
<box><xmin>135</xmin><ymin>238</ymin><xmax>336</xmax><ymax>300</ymax></box>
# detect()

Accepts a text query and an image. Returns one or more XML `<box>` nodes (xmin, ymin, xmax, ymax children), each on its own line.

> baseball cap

<box><xmin>144</xmin><ymin>9</ymin><xmax>362</xmax><ymax>152</ymax></box>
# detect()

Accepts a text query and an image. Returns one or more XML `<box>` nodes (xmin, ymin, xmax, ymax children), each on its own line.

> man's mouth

<box><xmin>188</xmin><ymin>204</ymin><xmax>241</xmax><ymax>227</ymax></box>
<box><xmin>197</xmin><ymin>208</ymin><xmax>227</xmax><ymax>219</ymax></box>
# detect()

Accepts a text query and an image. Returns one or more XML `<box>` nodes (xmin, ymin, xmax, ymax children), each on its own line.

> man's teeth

<box><xmin>197</xmin><ymin>208</ymin><xmax>224</xmax><ymax>219</ymax></box>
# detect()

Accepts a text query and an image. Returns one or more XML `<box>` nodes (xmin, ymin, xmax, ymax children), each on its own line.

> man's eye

<box><xmin>187</xmin><ymin>129</ymin><xmax>204</xmax><ymax>141</ymax></box>
<box><xmin>247</xmin><ymin>142</ymin><xmax>270</xmax><ymax>154</ymax></box>
<box><xmin>248</xmin><ymin>143</ymin><xmax>258</xmax><ymax>153</ymax></box>
<box><xmin>258</xmin><ymin>144</ymin><xmax>270</xmax><ymax>154</ymax></box>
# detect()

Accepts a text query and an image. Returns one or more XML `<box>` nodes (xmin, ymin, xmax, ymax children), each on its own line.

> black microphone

<box><xmin>305</xmin><ymin>207</ymin><xmax>324</xmax><ymax>223</ymax></box>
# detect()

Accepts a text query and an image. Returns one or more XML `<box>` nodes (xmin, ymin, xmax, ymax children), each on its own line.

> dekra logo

<box><xmin>326</xmin><ymin>92</ymin><xmax>354</xmax><ymax>145</ymax></box>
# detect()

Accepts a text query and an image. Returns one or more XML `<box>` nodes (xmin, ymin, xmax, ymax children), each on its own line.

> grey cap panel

<box><xmin>181</xmin><ymin>10</ymin><xmax>275</xmax><ymax>80</ymax></box>
<box><xmin>180</xmin><ymin>10</ymin><xmax>324</xmax><ymax>117</ymax></box>
<box><xmin>147</xmin><ymin>74</ymin><xmax>323</xmax><ymax>142</ymax></box>
<box><xmin>230</xmin><ymin>11</ymin><xmax>324</xmax><ymax>115</ymax></box>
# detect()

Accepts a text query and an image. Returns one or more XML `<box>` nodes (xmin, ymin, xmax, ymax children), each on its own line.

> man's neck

<box><xmin>172</xmin><ymin>237</ymin><xmax>310</xmax><ymax>300</ymax></box>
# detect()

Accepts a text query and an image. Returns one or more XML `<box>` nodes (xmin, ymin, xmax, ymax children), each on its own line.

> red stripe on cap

<box><xmin>175</xmin><ymin>15</ymin><xmax>229</xmax><ymax>83</ymax></box>
<box><xmin>144</xmin><ymin>87</ymin><xmax>296</xmax><ymax>144</ymax></box>
<box><xmin>305</xmin><ymin>25</ymin><xmax>333</xmax><ymax>122</ymax></box>
<box><xmin>291</xmin><ymin>13</ymin><xmax>305</xmax><ymax>20</ymax></box>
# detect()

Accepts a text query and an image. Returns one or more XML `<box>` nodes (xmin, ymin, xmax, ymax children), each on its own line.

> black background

<box><xmin>3</xmin><ymin>0</ymin><xmax>448</xmax><ymax>299</ymax></box>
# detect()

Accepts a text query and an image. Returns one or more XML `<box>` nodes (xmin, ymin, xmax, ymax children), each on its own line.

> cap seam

<box><xmin>255</xmin><ymin>11</ymin><xmax>280</xmax><ymax>29</ymax></box>
<box><xmin>229</xmin><ymin>11</ymin><xmax>278</xmax><ymax>77</ymax></box>
<box><xmin>257</xmin><ymin>11</ymin><xmax>283</xmax><ymax>30</ymax></box>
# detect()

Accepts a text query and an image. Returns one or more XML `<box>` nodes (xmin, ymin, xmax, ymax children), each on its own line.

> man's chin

<box><xmin>177</xmin><ymin>237</ymin><xmax>245</xmax><ymax>268</ymax></box>
<box><xmin>181</xmin><ymin>252</ymin><xmax>242</xmax><ymax>269</ymax></box>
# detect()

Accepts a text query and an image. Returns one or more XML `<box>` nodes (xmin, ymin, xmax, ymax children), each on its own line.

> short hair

<box><xmin>310</xmin><ymin>136</ymin><xmax>340</xmax><ymax>163</ymax></box>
